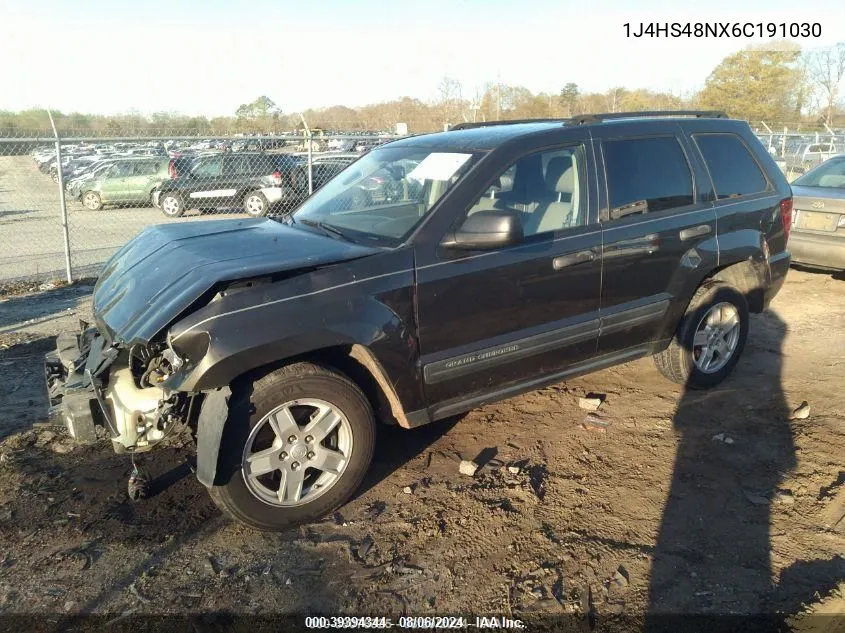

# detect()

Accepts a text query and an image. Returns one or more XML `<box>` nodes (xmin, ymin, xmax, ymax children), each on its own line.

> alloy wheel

<box><xmin>241</xmin><ymin>398</ymin><xmax>353</xmax><ymax>507</ymax></box>
<box><xmin>692</xmin><ymin>302</ymin><xmax>741</xmax><ymax>374</ymax></box>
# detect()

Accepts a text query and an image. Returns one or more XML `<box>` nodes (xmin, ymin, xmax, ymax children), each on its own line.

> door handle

<box><xmin>553</xmin><ymin>250</ymin><xmax>595</xmax><ymax>271</ymax></box>
<box><xmin>679</xmin><ymin>225</ymin><xmax>711</xmax><ymax>241</ymax></box>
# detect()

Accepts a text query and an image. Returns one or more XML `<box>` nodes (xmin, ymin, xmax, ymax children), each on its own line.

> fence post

<box><xmin>781</xmin><ymin>127</ymin><xmax>787</xmax><ymax>158</ymax></box>
<box><xmin>47</xmin><ymin>110</ymin><xmax>73</xmax><ymax>284</ymax></box>
<box><xmin>306</xmin><ymin>129</ymin><xmax>314</xmax><ymax>195</ymax></box>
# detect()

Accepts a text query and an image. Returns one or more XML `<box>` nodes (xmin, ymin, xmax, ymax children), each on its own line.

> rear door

<box><xmin>125</xmin><ymin>159</ymin><xmax>160</xmax><ymax>202</ymax></box>
<box><xmin>594</xmin><ymin>123</ymin><xmax>718</xmax><ymax>355</ymax></box>
<box><xmin>99</xmin><ymin>160</ymin><xmax>134</xmax><ymax>203</ymax></box>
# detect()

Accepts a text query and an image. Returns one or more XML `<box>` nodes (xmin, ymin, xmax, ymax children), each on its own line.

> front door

<box><xmin>415</xmin><ymin>138</ymin><xmax>603</xmax><ymax>414</ymax></box>
<box><xmin>592</xmin><ymin>123</ymin><xmax>718</xmax><ymax>355</ymax></box>
<box><xmin>187</xmin><ymin>155</ymin><xmax>226</xmax><ymax>206</ymax></box>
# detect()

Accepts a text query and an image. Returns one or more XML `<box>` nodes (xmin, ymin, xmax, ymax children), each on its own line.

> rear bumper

<box><xmin>763</xmin><ymin>250</ymin><xmax>791</xmax><ymax>309</ymax></box>
<box><xmin>789</xmin><ymin>230</ymin><xmax>845</xmax><ymax>271</ymax></box>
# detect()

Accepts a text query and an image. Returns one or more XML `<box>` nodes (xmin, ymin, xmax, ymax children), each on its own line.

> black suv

<box><xmin>46</xmin><ymin>112</ymin><xmax>791</xmax><ymax>531</ymax></box>
<box><xmin>152</xmin><ymin>152</ymin><xmax>348</xmax><ymax>218</ymax></box>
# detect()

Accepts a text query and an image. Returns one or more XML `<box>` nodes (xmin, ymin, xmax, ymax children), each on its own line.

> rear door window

<box><xmin>602</xmin><ymin>136</ymin><xmax>694</xmax><ymax>216</ymax></box>
<box><xmin>693</xmin><ymin>133</ymin><xmax>768</xmax><ymax>199</ymax></box>
<box><xmin>192</xmin><ymin>157</ymin><xmax>222</xmax><ymax>178</ymax></box>
<box><xmin>133</xmin><ymin>161</ymin><xmax>158</xmax><ymax>176</ymax></box>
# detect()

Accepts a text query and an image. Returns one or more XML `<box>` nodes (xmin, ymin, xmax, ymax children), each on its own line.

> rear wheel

<box><xmin>82</xmin><ymin>191</ymin><xmax>102</xmax><ymax>211</ymax></box>
<box><xmin>160</xmin><ymin>193</ymin><xmax>185</xmax><ymax>218</ymax></box>
<box><xmin>653</xmin><ymin>282</ymin><xmax>749</xmax><ymax>389</ymax></box>
<box><xmin>209</xmin><ymin>362</ymin><xmax>376</xmax><ymax>531</ymax></box>
<box><xmin>243</xmin><ymin>191</ymin><xmax>269</xmax><ymax>217</ymax></box>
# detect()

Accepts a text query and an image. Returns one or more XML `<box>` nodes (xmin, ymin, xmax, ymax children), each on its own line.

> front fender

<box><xmin>163</xmin><ymin>249</ymin><xmax>422</xmax><ymax>411</ymax></box>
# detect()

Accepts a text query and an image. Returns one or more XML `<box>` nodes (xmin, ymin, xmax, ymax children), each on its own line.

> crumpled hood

<box><xmin>93</xmin><ymin>218</ymin><xmax>379</xmax><ymax>345</ymax></box>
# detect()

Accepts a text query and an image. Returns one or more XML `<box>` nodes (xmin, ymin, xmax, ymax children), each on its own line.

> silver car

<box><xmin>780</xmin><ymin>141</ymin><xmax>838</xmax><ymax>174</ymax></box>
<box><xmin>789</xmin><ymin>155</ymin><xmax>845</xmax><ymax>271</ymax></box>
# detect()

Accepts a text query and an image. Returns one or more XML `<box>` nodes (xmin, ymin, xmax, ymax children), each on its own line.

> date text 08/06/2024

<box><xmin>624</xmin><ymin>22</ymin><xmax>821</xmax><ymax>38</ymax></box>
<box><xmin>304</xmin><ymin>615</ymin><xmax>526</xmax><ymax>629</ymax></box>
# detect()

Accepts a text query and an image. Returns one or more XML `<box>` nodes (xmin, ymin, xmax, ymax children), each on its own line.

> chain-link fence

<box><xmin>0</xmin><ymin>130</ymin><xmax>402</xmax><ymax>284</ymax></box>
<box><xmin>1</xmin><ymin>122</ymin><xmax>843</xmax><ymax>285</ymax></box>
<box><xmin>750</xmin><ymin>125</ymin><xmax>843</xmax><ymax>182</ymax></box>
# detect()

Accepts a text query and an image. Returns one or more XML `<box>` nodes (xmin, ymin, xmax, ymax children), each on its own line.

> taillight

<box><xmin>272</xmin><ymin>169</ymin><xmax>283</xmax><ymax>186</ymax></box>
<box><xmin>779</xmin><ymin>197</ymin><xmax>793</xmax><ymax>241</ymax></box>
<box><xmin>169</xmin><ymin>160</ymin><xmax>177</xmax><ymax>179</ymax></box>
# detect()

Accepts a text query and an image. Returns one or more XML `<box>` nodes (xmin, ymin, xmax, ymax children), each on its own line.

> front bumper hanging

<box><xmin>45</xmin><ymin>328</ymin><xmax>118</xmax><ymax>443</ymax></box>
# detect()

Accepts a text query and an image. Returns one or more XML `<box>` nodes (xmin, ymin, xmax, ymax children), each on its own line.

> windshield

<box><xmin>293</xmin><ymin>146</ymin><xmax>480</xmax><ymax>245</ymax></box>
<box><xmin>794</xmin><ymin>157</ymin><xmax>845</xmax><ymax>188</ymax></box>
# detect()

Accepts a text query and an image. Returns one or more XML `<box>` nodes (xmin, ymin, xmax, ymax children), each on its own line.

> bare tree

<box><xmin>436</xmin><ymin>77</ymin><xmax>464</xmax><ymax>129</ymax></box>
<box><xmin>805</xmin><ymin>43</ymin><xmax>845</xmax><ymax>125</ymax></box>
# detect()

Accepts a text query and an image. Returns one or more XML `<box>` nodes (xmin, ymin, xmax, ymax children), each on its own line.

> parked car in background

<box><xmin>66</xmin><ymin>161</ymin><xmax>118</xmax><ymax>199</ymax></box>
<box><xmin>154</xmin><ymin>152</ymin><xmax>352</xmax><ymax>218</ymax></box>
<box><xmin>154</xmin><ymin>153</ymin><xmax>308</xmax><ymax>217</ymax></box>
<box><xmin>789</xmin><ymin>155</ymin><xmax>845</xmax><ymax>271</ymax></box>
<box><xmin>780</xmin><ymin>141</ymin><xmax>838</xmax><ymax>173</ymax></box>
<box><xmin>78</xmin><ymin>157</ymin><xmax>171</xmax><ymax>210</ymax></box>
<box><xmin>309</xmin><ymin>152</ymin><xmax>360</xmax><ymax>189</ymax></box>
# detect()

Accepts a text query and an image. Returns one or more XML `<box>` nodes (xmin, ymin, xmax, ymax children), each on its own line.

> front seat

<box><xmin>523</xmin><ymin>156</ymin><xmax>578</xmax><ymax>235</ymax></box>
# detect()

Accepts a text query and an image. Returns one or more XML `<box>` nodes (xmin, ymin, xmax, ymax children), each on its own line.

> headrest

<box><xmin>545</xmin><ymin>156</ymin><xmax>574</xmax><ymax>193</ymax></box>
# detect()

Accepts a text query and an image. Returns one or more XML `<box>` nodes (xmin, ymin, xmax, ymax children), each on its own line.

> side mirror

<box><xmin>443</xmin><ymin>210</ymin><xmax>523</xmax><ymax>250</ymax></box>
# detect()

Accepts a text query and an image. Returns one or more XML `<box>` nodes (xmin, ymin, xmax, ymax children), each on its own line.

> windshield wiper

<box><xmin>298</xmin><ymin>218</ymin><xmax>354</xmax><ymax>242</ymax></box>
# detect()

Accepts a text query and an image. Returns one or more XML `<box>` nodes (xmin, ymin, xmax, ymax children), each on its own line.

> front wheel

<box><xmin>82</xmin><ymin>191</ymin><xmax>102</xmax><ymax>211</ymax></box>
<box><xmin>209</xmin><ymin>362</ymin><xmax>376</xmax><ymax>531</ymax></box>
<box><xmin>653</xmin><ymin>282</ymin><xmax>749</xmax><ymax>389</ymax></box>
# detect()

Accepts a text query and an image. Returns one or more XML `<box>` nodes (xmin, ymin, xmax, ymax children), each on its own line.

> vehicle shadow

<box><xmin>0</xmin><ymin>336</ymin><xmax>58</xmax><ymax>439</ymax></box>
<box><xmin>353</xmin><ymin>415</ymin><xmax>461</xmax><ymax>499</ymax></box>
<box><xmin>645</xmin><ymin>310</ymin><xmax>843</xmax><ymax>631</ymax></box>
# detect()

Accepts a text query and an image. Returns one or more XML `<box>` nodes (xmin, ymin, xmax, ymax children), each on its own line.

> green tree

<box><xmin>559</xmin><ymin>83</ymin><xmax>579</xmax><ymax>116</ymax></box>
<box><xmin>697</xmin><ymin>44</ymin><xmax>803</xmax><ymax>121</ymax></box>
<box><xmin>235</xmin><ymin>95</ymin><xmax>280</xmax><ymax>119</ymax></box>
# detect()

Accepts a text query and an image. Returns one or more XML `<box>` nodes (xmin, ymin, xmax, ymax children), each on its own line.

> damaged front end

<box><xmin>45</xmin><ymin>323</ymin><xmax>192</xmax><ymax>454</ymax></box>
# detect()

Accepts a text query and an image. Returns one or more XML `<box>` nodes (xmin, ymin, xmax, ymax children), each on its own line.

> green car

<box><xmin>79</xmin><ymin>157</ymin><xmax>170</xmax><ymax>210</ymax></box>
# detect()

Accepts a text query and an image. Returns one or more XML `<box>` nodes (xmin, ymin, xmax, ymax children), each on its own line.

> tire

<box><xmin>82</xmin><ymin>191</ymin><xmax>102</xmax><ymax>211</ymax></box>
<box><xmin>243</xmin><ymin>190</ymin><xmax>269</xmax><ymax>217</ymax></box>
<box><xmin>160</xmin><ymin>193</ymin><xmax>185</xmax><ymax>218</ymax></box>
<box><xmin>653</xmin><ymin>282</ymin><xmax>749</xmax><ymax>389</ymax></box>
<box><xmin>209</xmin><ymin>362</ymin><xmax>376</xmax><ymax>531</ymax></box>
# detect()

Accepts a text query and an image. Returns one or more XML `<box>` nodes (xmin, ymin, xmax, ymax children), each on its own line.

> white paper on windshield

<box><xmin>406</xmin><ymin>153</ymin><xmax>472</xmax><ymax>182</ymax></box>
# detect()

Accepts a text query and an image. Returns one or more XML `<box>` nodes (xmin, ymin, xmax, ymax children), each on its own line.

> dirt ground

<box><xmin>0</xmin><ymin>269</ymin><xmax>843</xmax><ymax>631</ymax></box>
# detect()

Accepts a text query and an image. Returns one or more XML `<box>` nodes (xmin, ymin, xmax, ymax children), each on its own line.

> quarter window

<box><xmin>693</xmin><ymin>133</ymin><xmax>768</xmax><ymax>199</ymax></box>
<box><xmin>603</xmin><ymin>136</ymin><xmax>693</xmax><ymax>216</ymax></box>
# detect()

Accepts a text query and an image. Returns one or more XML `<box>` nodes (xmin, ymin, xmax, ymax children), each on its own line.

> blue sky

<box><xmin>1</xmin><ymin>0</ymin><xmax>842</xmax><ymax>117</ymax></box>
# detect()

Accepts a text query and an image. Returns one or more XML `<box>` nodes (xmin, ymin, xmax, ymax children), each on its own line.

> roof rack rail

<box><xmin>570</xmin><ymin>110</ymin><xmax>728</xmax><ymax>124</ymax></box>
<box><xmin>448</xmin><ymin>118</ymin><xmax>567</xmax><ymax>131</ymax></box>
<box><xmin>448</xmin><ymin>111</ymin><xmax>729</xmax><ymax>131</ymax></box>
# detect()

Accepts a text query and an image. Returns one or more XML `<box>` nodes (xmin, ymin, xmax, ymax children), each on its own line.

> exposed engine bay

<box><xmin>46</xmin><ymin>329</ymin><xmax>194</xmax><ymax>454</ymax></box>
